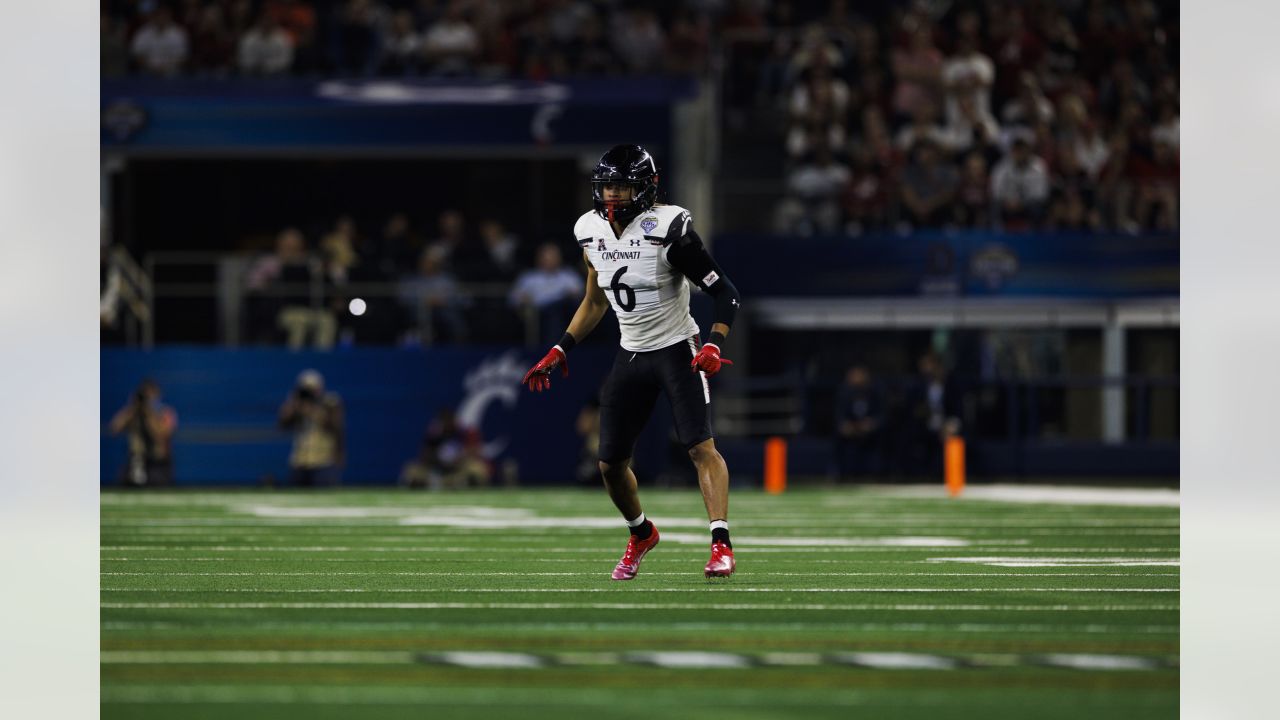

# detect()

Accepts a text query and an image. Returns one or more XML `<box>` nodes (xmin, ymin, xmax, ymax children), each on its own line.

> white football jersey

<box><xmin>574</xmin><ymin>203</ymin><xmax>701</xmax><ymax>352</ymax></box>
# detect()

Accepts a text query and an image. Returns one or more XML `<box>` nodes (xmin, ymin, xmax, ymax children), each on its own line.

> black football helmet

<box><xmin>591</xmin><ymin>144</ymin><xmax>659</xmax><ymax>224</ymax></box>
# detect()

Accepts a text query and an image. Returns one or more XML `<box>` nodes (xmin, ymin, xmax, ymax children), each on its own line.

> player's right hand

<box><xmin>522</xmin><ymin>347</ymin><xmax>568</xmax><ymax>392</ymax></box>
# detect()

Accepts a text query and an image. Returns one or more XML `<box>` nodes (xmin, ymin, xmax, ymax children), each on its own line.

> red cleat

<box><xmin>704</xmin><ymin>542</ymin><xmax>735</xmax><ymax>578</ymax></box>
<box><xmin>611</xmin><ymin>525</ymin><xmax>660</xmax><ymax>581</ymax></box>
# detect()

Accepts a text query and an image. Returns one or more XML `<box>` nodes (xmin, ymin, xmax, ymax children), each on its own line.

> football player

<box><xmin>522</xmin><ymin>144</ymin><xmax>741</xmax><ymax>580</ymax></box>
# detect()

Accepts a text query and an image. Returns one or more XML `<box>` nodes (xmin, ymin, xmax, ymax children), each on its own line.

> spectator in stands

<box><xmin>1045</xmin><ymin>146</ymin><xmax>1102</xmax><ymax>231</ymax></box>
<box><xmin>898</xmin><ymin>138</ymin><xmax>958</xmax><ymax>229</ymax></box>
<box><xmin>380</xmin><ymin>10</ymin><xmax>423</xmax><ymax>76</ymax></box>
<box><xmin>1001</xmin><ymin>71</ymin><xmax>1055</xmax><ymax>129</ymax></box>
<box><xmin>943</xmin><ymin>92</ymin><xmax>1001</xmax><ymax>156</ymax></box>
<box><xmin>400</xmin><ymin>408</ymin><xmax>492</xmax><ymax>489</ymax></box>
<box><xmin>941</xmin><ymin>32</ymin><xmax>995</xmax><ymax>133</ymax></box>
<box><xmin>786</xmin><ymin>54</ymin><xmax>850</xmax><ymax>158</ymax></box>
<box><xmin>1040</xmin><ymin>8</ymin><xmax>1081</xmax><ymax>94</ymax></box>
<box><xmin>422</xmin><ymin>0</ymin><xmax>481</xmax><ymax>76</ymax></box>
<box><xmin>278</xmin><ymin>370</ymin><xmax>344</xmax><ymax>487</ymax></box>
<box><xmin>954</xmin><ymin>151</ymin><xmax>992</xmax><ymax>229</ymax></box>
<box><xmin>380</xmin><ymin>211</ymin><xmax>424</xmax><ymax>276</ymax></box>
<box><xmin>509</xmin><ymin>243</ymin><xmax>582</xmax><ymax>345</ymax></box>
<box><xmin>903</xmin><ymin>352</ymin><xmax>961</xmax><ymax>477</ymax></box>
<box><xmin>834</xmin><ymin>364</ymin><xmax>885</xmax><ymax>482</ymax></box>
<box><xmin>1071</xmin><ymin>118</ymin><xmax>1111</xmax><ymax>182</ymax></box>
<box><xmin>320</xmin><ymin>215</ymin><xmax>360</xmax><ymax>284</ymax></box>
<box><xmin>428</xmin><ymin>209</ymin><xmax>468</xmax><ymax>266</ymax></box>
<box><xmin>398</xmin><ymin>245</ymin><xmax>468</xmax><ymax>344</ymax></box>
<box><xmin>1133</xmin><ymin>137</ymin><xmax>1179</xmax><ymax>231</ymax></box>
<box><xmin>790</xmin><ymin>24</ymin><xmax>844</xmax><ymax>80</ymax></box>
<box><xmin>569</xmin><ymin>11</ymin><xmax>617</xmax><ymax>75</ymax></box>
<box><xmin>238</xmin><ymin>12</ymin><xmax>294</xmax><ymax>76</ymax></box>
<box><xmin>246</xmin><ymin>228</ymin><xmax>335</xmax><ymax>348</ymax></box>
<box><xmin>775</xmin><ymin>142</ymin><xmax>851</xmax><ymax>236</ymax></box>
<box><xmin>102</xmin><ymin>14</ymin><xmax>130</xmax><ymax>77</ymax></box>
<box><xmin>987</xmin><ymin>7</ymin><xmax>1043</xmax><ymax>101</ymax></box>
<box><xmin>990</xmin><ymin>136</ymin><xmax>1050</xmax><ymax>230</ymax></box>
<box><xmin>894</xmin><ymin>100</ymin><xmax>950</xmax><ymax>155</ymax></box>
<box><xmin>1097</xmin><ymin>131</ymin><xmax>1136</xmax><ymax>231</ymax></box>
<box><xmin>334</xmin><ymin>0</ymin><xmax>380</xmax><ymax>76</ymax></box>
<box><xmin>891</xmin><ymin>21</ymin><xmax>943</xmax><ymax>124</ymax></box>
<box><xmin>189</xmin><ymin>4</ymin><xmax>236</xmax><ymax>76</ymax></box>
<box><xmin>131</xmin><ymin>6</ymin><xmax>189</xmax><ymax>77</ymax></box>
<box><xmin>664</xmin><ymin>8</ymin><xmax>708</xmax><ymax>76</ymax></box>
<box><xmin>1151</xmin><ymin>100</ymin><xmax>1179</xmax><ymax>149</ymax></box>
<box><xmin>611</xmin><ymin>8</ymin><xmax>666</xmax><ymax>74</ymax></box>
<box><xmin>860</xmin><ymin>106</ymin><xmax>902</xmax><ymax>177</ymax></box>
<box><xmin>266</xmin><ymin>0</ymin><xmax>318</xmax><ymax>72</ymax></box>
<box><xmin>467</xmin><ymin>219</ymin><xmax>521</xmax><ymax>283</ymax></box>
<box><xmin>109</xmin><ymin>379</ymin><xmax>179</xmax><ymax>487</ymax></box>
<box><xmin>841</xmin><ymin>144</ymin><xmax>891</xmax><ymax>235</ymax></box>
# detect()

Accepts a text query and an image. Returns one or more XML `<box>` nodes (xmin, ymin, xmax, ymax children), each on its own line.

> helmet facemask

<box><xmin>591</xmin><ymin>178</ymin><xmax>658</xmax><ymax>224</ymax></box>
<box><xmin>591</xmin><ymin>144</ymin><xmax>659</xmax><ymax>225</ymax></box>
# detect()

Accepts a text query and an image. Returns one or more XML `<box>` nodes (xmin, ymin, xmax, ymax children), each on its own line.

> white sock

<box><xmin>710</xmin><ymin>520</ymin><xmax>729</xmax><ymax>532</ymax></box>
<box><xmin>626</xmin><ymin>513</ymin><xmax>647</xmax><ymax>528</ymax></box>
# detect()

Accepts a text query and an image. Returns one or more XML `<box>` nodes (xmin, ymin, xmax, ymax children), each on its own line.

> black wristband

<box><xmin>557</xmin><ymin>333</ymin><xmax>577</xmax><ymax>353</ymax></box>
<box><xmin>707</xmin><ymin>331</ymin><xmax>726</xmax><ymax>348</ymax></box>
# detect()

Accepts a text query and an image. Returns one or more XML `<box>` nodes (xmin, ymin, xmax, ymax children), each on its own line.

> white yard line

<box><xmin>99</xmin><ymin>571</ymin><xmax>1179</xmax><ymax>577</ymax></box>
<box><xmin>100</xmin><ymin>620</ymin><xmax>1179</xmax><ymax>634</ymax></box>
<box><xmin>97</xmin><ymin>540</ymin><xmax>1177</xmax><ymax>550</ymax></box>
<box><xmin>98</xmin><ymin>649</ymin><xmax>1169</xmax><ymax>672</ymax></box>
<box><xmin>101</xmin><ymin>602</ymin><xmax>1178</xmax><ymax>611</ymax></box>
<box><xmin>870</xmin><ymin>484</ymin><xmax>1179</xmax><ymax>507</ymax></box>
<box><xmin>101</xmin><ymin>587</ymin><xmax>1179</xmax><ymax>593</ymax></box>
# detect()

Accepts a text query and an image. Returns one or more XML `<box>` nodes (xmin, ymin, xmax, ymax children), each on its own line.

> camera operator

<box><xmin>277</xmin><ymin>369</ymin><xmax>345</xmax><ymax>487</ymax></box>
<box><xmin>108</xmin><ymin>379</ymin><xmax>178</xmax><ymax>487</ymax></box>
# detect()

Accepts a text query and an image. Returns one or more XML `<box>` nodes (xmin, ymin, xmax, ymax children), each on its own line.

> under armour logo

<box><xmin>597</xmin><ymin>239</ymin><xmax>606</xmax><ymax>251</ymax></box>
<box><xmin>629</xmin><ymin>239</ymin><xmax>641</xmax><ymax>246</ymax></box>
<box><xmin>731</xmin><ymin>299</ymin><xmax>739</xmax><ymax>307</ymax></box>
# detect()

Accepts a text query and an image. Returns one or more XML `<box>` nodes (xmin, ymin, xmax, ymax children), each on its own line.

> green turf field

<box><xmin>101</xmin><ymin>487</ymin><xmax>1178</xmax><ymax>719</ymax></box>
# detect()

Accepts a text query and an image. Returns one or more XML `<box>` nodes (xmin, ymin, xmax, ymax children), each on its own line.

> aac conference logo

<box><xmin>456</xmin><ymin>352</ymin><xmax>527</xmax><ymax>459</ymax></box>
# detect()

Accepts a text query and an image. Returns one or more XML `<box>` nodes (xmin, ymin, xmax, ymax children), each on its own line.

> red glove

<box><xmin>691</xmin><ymin>342</ymin><xmax>733</xmax><ymax>376</ymax></box>
<box><xmin>522</xmin><ymin>346</ymin><xmax>568</xmax><ymax>392</ymax></box>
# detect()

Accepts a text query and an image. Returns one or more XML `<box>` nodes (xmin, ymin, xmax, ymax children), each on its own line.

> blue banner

<box><xmin>714</xmin><ymin>231</ymin><xmax>1178</xmax><ymax>298</ymax></box>
<box><xmin>101</xmin><ymin>346</ymin><xmax>677</xmax><ymax>487</ymax></box>
<box><xmin>101</xmin><ymin>78</ymin><xmax>696</xmax><ymax>150</ymax></box>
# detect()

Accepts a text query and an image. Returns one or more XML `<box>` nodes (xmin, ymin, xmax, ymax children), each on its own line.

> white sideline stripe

<box><xmin>1040</xmin><ymin>653</ymin><xmax>1161</xmax><ymax>670</ymax></box>
<box><xmin>102</xmin><ymin>540</ymin><xmax>1177</xmax><ymax>550</ymax></box>
<box><xmin>639</xmin><ymin>651</ymin><xmax>749</xmax><ymax>669</ymax></box>
<box><xmin>101</xmin><ymin>602</ymin><xmax>1177</xmax><ymax>611</ymax></box>
<box><xmin>658</xmin><ymin>533</ymin><xmax>971</xmax><ymax>547</ymax></box>
<box><xmin>98</xmin><ymin>649</ymin><xmax>1167</xmax><ymax>672</ymax></box>
<box><xmin>102</xmin><ymin>587</ymin><xmax>1178</xmax><ymax>594</ymax></box>
<box><xmin>99</xmin><ymin>571</ymin><xmax>1180</xmax><ymax>577</ymax></box>
<box><xmin>99</xmin><ymin>687</ymin><xmax>875</xmax><ymax>708</ymax></box>
<box><xmin>101</xmin><ymin>621</ymin><xmax>1179</xmax><ymax>634</ymax></box>
<box><xmin>872</xmin><ymin>484</ymin><xmax>1179</xmax><ymax>507</ymax></box>
<box><xmin>102</xmin><ymin>651</ymin><xmax>412</xmax><ymax>664</ymax></box>
<box><xmin>834</xmin><ymin>652</ymin><xmax>957</xmax><ymax>670</ymax></box>
<box><xmin>429</xmin><ymin>652</ymin><xmax>546</xmax><ymax>669</ymax></box>
<box><xmin>928</xmin><ymin>557</ymin><xmax>1181</xmax><ymax>567</ymax></box>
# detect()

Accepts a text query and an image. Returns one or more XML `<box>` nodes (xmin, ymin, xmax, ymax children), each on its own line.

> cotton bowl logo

<box><xmin>640</xmin><ymin>216</ymin><xmax>658</xmax><ymax>234</ymax></box>
<box><xmin>456</xmin><ymin>352</ymin><xmax>527</xmax><ymax>458</ymax></box>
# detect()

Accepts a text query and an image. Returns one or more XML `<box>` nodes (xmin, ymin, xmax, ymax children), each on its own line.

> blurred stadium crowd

<box><xmin>235</xmin><ymin>210</ymin><xmax>584</xmax><ymax>348</ymax></box>
<box><xmin>102</xmin><ymin>0</ymin><xmax>1178</xmax><ymax>346</ymax></box>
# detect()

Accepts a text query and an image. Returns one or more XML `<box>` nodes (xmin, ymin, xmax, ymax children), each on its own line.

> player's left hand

<box><xmin>691</xmin><ymin>343</ymin><xmax>733</xmax><ymax>376</ymax></box>
<box><xmin>522</xmin><ymin>346</ymin><xmax>568</xmax><ymax>392</ymax></box>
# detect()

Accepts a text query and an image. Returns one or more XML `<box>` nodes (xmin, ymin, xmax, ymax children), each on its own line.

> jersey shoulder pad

<box><xmin>643</xmin><ymin>204</ymin><xmax>692</xmax><ymax>245</ymax></box>
<box><xmin>574</xmin><ymin>210</ymin><xmax>602</xmax><ymax>247</ymax></box>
